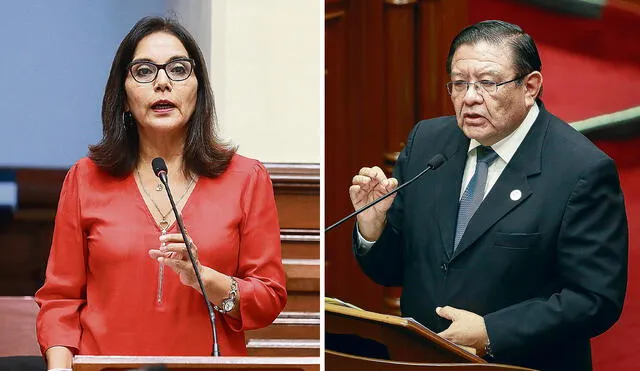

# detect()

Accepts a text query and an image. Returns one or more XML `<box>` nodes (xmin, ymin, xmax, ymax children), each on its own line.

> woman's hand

<box><xmin>149</xmin><ymin>234</ymin><xmax>240</xmax><ymax>318</ymax></box>
<box><xmin>148</xmin><ymin>233</ymin><xmax>203</xmax><ymax>291</ymax></box>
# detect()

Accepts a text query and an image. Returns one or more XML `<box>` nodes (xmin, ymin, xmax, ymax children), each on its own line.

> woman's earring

<box><xmin>122</xmin><ymin>111</ymin><xmax>135</xmax><ymax>127</ymax></box>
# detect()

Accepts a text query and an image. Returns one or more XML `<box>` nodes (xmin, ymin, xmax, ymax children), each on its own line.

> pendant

<box><xmin>155</xmin><ymin>183</ymin><xmax>164</xmax><ymax>192</ymax></box>
<box><xmin>159</xmin><ymin>220</ymin><xmax>169</xmax><ymax>231</ymax></box>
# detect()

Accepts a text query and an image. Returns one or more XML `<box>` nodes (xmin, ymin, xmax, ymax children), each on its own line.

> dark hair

<box><xmin>446</xmin><ymin>20</ymin><xmax>542</xmax><ymax>94</ymax></box>
<box><xmin>89</xmin><ymin>16</ymin><xmax>236</xmax><ymax>178</ymax></box>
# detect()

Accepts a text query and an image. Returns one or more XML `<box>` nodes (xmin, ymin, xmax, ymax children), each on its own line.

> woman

<box><xmin>35</xmin><ymin>16</ymin><xmax>287</xmax><ymax>369</ymax></box>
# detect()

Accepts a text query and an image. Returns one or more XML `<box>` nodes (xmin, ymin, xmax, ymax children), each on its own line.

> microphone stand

<box><xmin>158</xmin><ymin>174</ymin><xmax>220</xmax><ymax>357</ymax></box>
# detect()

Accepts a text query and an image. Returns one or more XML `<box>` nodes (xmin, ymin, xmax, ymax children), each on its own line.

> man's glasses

<box><xmin>446</xmin><ymin>75</ymin><xmax>525</xmax><ymax>96</ymax></box>
<box><xmin>128</xmin><ymin>58</ymin><xmax>195</xmax><ymax>83</ymax></box>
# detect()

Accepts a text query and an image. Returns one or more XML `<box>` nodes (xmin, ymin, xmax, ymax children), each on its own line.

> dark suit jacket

<box><xmin>355</xmin><ymin>104</ymin><xmax>628</xmax><ymax>371</ymax></box>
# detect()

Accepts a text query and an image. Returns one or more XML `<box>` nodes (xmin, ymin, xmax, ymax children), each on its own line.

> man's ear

<box><xmin>523</xmin><ymin>71</ymin><xmax>543</xmax><ymax>107</ymax></box>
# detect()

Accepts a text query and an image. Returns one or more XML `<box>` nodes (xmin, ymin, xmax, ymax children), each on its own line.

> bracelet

<box><xmin>213</xmin><ymin>277</ymin><xmax>238</xmax><ymax>313</ymax></box>
<box><xmin>484</xmin><ymin>339</ymin><xmax>495</xmax><ymax>359</ymax></box>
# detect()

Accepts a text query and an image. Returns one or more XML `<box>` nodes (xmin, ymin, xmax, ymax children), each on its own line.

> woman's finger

<box><xmin>160</xmin><ymin>256</ymin><xmax>193</xmax><ymax>272</ymax></box>
<box><xmin>160</xmin><ymin>235</ymin><xmax>196</xmax><ymax>252</ymax></box>
<box><xmin>148</xmin><ymin>249</ymin><xmax>170</xmax><ymax>259</ymax></box>
<box><xmin>160</xmin><ymin>233</ymin><xmax>195</xmax><ymax>245</ymax></box>
<box><xmin>160</xmin><ymin>243</ymin><xmax>198</xmax><ymax>259</ymax></box>
<box><xmin>161</xmin><ymin>243</ymin><xmax>189</xmax><ymax>252</ymax></box>
<box><xmin>150</xmin><ymin>249</ymin><xmax>183</xmax><ymax>261</ymax></box>
<box><xmin>160</xmin><ymin>233</ymin><xmax>186</xmax><ymax>242</ymax></box>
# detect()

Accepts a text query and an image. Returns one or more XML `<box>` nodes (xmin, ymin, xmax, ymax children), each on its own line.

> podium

<box><xmin>325</xmin><ymin>301</ymin><xmax>535</xmax><ymax>371</ymax></box>
<box><xmin>72</xmin><ymin>356</ymin><xmax>320</xmax><ymax>371</ymax></box>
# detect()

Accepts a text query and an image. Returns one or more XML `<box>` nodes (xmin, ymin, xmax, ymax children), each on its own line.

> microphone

<box><xmin>325</xmin><ymin>153</ymin><xmax>446</xmax><ymax>232</ymax></box>
<box><xmin>152</xmin><ymin>157</ymin><xmax>220</xmax><ymax>357</ymax></box>
<box><xmin>152</xmin><ymin>158</ymin><xmax>169</xmax><ymax>185</ymax></box>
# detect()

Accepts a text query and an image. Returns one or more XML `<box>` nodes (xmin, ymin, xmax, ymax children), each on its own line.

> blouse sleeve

<box><xmin>34</xmin><ymin>163</ymin><xmax>87</xmax><ymax>355</ymax></box>
<box><xmin>227</xmin><ymin>161</ymin><xmax>287</xmax><ymax>331</ymax></box>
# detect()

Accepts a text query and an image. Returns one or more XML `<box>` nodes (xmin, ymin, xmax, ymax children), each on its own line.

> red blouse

<box><xmin>35</xmin><ymin>154</ymin><xmax>287</xmax><ymax>356</ymax></box>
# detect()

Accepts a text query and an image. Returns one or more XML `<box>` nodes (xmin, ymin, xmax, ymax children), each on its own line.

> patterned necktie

<box><xmin>453</xmin><ymin>146</ymin><xmax>499</xmax><ymax>251</ymax></box>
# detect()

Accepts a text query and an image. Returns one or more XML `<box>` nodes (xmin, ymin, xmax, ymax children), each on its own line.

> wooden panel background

<box><xmin>0</xmin><ymin>163</ymin><xmax>319</xmax><ymax>357</ymax></box>
<box><xmin>324</xmin><ymin>0</ymin><xmax>468</xmax><ymax>314</ymax></box>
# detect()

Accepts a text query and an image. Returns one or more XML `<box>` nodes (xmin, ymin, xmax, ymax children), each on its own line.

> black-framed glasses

<box><xmin>128</xmin><ymin>58</ymin><xmax>195</xmax><ymax>83</ymax></box>
<box><xmin>446</xmin><ymin>75</ymin><xmax>525</xmax><ymax>96</ymax></box>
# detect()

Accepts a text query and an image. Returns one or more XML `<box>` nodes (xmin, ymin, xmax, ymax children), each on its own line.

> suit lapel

<box><xmin>450</xmin><ymin>103</ymin><xmax>550</xmax><ymax>260</ymax></box>
<box><xmin>452</xmin><ymin>166</ymin><xmax>532</xmax><ymax>258</ymax></box>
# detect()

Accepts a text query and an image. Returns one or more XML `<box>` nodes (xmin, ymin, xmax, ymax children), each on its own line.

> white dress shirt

<box><xmin>356</xmin><ymin>103</ymin><xmax>540</xmax><ymax>252</ymax></box>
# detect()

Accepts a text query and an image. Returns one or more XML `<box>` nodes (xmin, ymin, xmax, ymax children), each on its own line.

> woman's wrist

<box><xmin>200</xmin><ymin>267</ymin><xmax>227</xmax><ymax>297</ymax></box>
<box><xmin>45</xmin><ymin>345</ymin><xmax>73</xmax><ymax>369</ymax></box>
<box><xmin>199</xmin><ymin>268</ymin><xmax>241</xmax><ymax>318</ymax></box>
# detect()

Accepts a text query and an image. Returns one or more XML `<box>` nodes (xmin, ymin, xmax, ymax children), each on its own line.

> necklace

<box><xmin>136</xmin><ymin>169</ymin><xmax>196</xmax><ymax>231</ymax></box>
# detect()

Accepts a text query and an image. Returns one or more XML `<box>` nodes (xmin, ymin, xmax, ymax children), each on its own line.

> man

<box><xmin>350</xmin><ymin>20</ymin><xmax>627</xmax><ymax>371</ymax></box>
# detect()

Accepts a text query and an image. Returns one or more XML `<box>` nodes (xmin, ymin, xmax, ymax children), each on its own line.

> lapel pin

<box><xmin>510</xmin><ymin>189</ymin><xmax>522</xmax><ymax>201</ymax></box>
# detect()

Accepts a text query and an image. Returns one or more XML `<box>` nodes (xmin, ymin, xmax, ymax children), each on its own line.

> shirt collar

<box><xmin>467</xmin><ymin>102</ymin><xmax>540</xmax><ymax>163</ymax></box>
